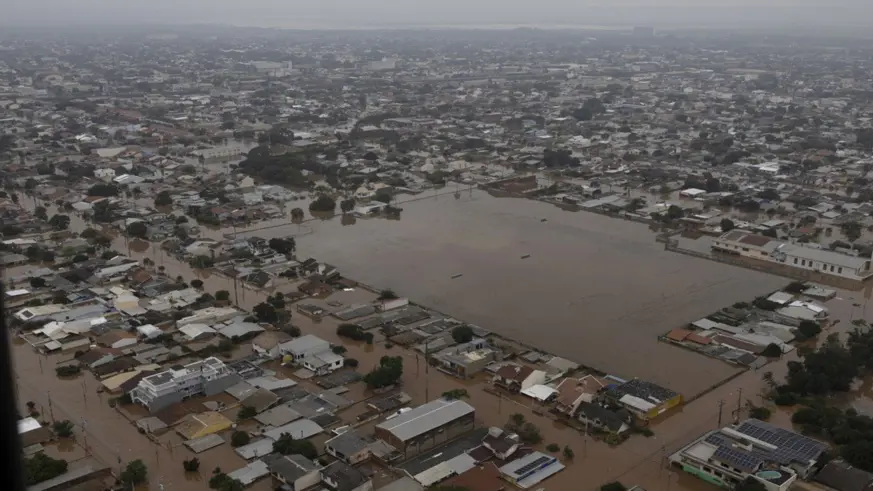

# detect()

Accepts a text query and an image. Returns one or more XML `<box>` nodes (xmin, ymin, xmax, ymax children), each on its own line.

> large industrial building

<box><xmin>374</xmin><ymin>398</ymin><xmax>475</xmax><ymax>458</ymax></box>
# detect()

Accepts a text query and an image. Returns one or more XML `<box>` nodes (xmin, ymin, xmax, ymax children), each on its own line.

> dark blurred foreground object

<box><xmin>0</xmin><ymin>285</ymin><xmax>26</xmax><ymax>491</ymax></box>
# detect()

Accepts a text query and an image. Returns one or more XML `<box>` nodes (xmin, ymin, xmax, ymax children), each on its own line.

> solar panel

<box><xmin>737</xmin><ymin>419</ymin><xmax>827</xmax><ymax>464</ymax></box>
<box><xmin>514</xmin><ymin>456</ymin><xmax>554</xmax><ymax>476</ymax></box>
<box><xmin>713</xmin><ymin>446</ymin><xmax>763</xmax><ymax>472</ymax></box>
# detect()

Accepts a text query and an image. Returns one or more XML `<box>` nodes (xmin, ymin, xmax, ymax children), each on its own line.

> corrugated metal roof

<box><xmin>376</xmin><ymin>399</ymin><xmax>474</xmax><ymax>442</ymax></box>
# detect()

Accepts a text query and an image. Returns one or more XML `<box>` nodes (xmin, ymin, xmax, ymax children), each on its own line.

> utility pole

<box><xmin>736</xmin><ymin>388</ymin><xmax>743</xmax><ymax>423</ymax></box>
<box><xmin>424</xmin><ymin>341</ymin><xmax>430</xmax><ymax>401</ymax></box>
<box><xmin>717</xmin><ymin>399</ymin><xmax>725</xmax><ymax>427</ymax></box>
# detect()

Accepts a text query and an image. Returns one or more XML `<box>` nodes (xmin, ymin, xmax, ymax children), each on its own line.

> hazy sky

<box><xmin>4</xmin><ymin>0</ymin><xmax>871</xmax><ymax>29</ymax></box>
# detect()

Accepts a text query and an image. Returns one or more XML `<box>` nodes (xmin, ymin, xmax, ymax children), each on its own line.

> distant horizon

<box><xmin>3</xmin><ymin>0</ymin><xmax>873</xmax><ymax>31</ymax></box>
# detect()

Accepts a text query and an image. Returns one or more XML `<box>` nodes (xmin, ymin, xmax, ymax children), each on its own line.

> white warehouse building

<box><xmin>712</xmin><ymin>230</ymin><xmax>873</xmax><ymax>281</ymax></box>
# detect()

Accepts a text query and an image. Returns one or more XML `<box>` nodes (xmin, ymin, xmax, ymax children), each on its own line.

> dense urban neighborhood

<box><xmin>5</xmin><ymin>24</ymin><xmax>873</xmax><ymax>491</ymax></box>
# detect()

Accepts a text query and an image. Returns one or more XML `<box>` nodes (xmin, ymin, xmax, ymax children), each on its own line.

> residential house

<box><xmin>554</xmin><ymin>375</ymin><xmax>607</xmax><ymax>416</ymax></box>
<box><xmin>175</xmin><ymin>411</ymin><xmax>233</xmax><ymax>440</ymax></box>
<box><xmin>266</xmin><ymin>454</ymin><xmax>321</xmax><ymax>491</ymax></box>
<box><xmin>279</xmin><ymin>334</ymin><xmax>343</xmax><ymax>375</ymax></box>
<box><xmin>498</xmin><ymin>451</ymin><xmax>565</xmax><ymax>489</ymax></box>
<box><xmin>321</xmin><ymin>461</ymin><xmax>373</xmax><ymax>491</ymax></box>
<box><xmin>669</xmin><ymin>419</ymin><xmax>828</xmax><ymax>489</ymax></box>
<box><xmin>95</xmin><ymin>331</ymin><xmax>138</xmax><ymax>350</ymax></box>
<box><xmin>433</xmin><ymin>338</ymin><xmax>499</xmax><ymax>378</ymax></box>
<box><xmin>130</xmin><ymin>357</ymin><xmax>242</xmax><ymax>412</ymax></box>
<box><xmin>326</xmin><ymin>430</ymin><xmax>374</xmax><ymax>465</ymax></box>
<box><xmin>604</xmin><ymin>379</ymin><xmax>682</xmax><ymax>421</ymax></box>
<box><xmin>481</xmin><ymin>427</ymin><xmax>520</xmax><ymax>460</ymax></box>
<box><xmin>493</xmin><ymin>365</ymin><xmax>546</xmax><ymax>393</ymax></box>
<box><xmin>576</xmin><ymin>402</ymin><xmax>632</xmax><ymax>436</ymax></box>
<box><xmin>814</xmin><ymin>460</ymin><xmax>873</xmax><ymax>491</ymax></box>
<box><xmin>252</xmin><ymin>331</ymin><xmax>294</xmax><ymax>359</ymax></box>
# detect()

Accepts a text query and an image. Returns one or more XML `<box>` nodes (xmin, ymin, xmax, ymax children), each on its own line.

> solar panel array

<box><xmin>713</xmin><ymin>446</ymin><xmax>763</xmax><ymax>472</ymax></box>
<box><xmin>737</xmin><ymin>419</ymin><xmax>827</xmax><ymax>464</ymax></box>
<box><xmin>513</xmin><ymin>456</ymin><xmax>554</xmax><ymax>476</ymax></box>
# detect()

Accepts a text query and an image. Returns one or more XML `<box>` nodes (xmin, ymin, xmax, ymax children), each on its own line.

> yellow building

<box><xmin>175</xmin><ymin>411</ymin><xmax>233</xmax><ymax>440</ymax></box>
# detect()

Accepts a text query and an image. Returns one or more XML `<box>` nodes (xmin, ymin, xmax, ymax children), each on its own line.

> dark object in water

<box><xmin>540</xmin><ymin>218</ymin><xmax>548</xmax><ymax>222</ymax></box>
<box><xmin>451</xmin><ymin>274</ymin><xmax>463</xmax><ymax>279</ymax></box>
<box><xmin>521</xmin><ymin>254</ymin><xmax>531</xmax><ymax>259</ymax></box>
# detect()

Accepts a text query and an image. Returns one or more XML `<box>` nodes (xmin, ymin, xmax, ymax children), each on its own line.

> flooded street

<box><xmin>11</xmin><ymin>189</ymin><xmax>873</xmax><ymax>491</ymax></box>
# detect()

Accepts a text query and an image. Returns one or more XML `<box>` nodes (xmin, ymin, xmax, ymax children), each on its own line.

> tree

<box><xmin>268</xmin><ymin>237</ymin><xmax>296</xmax><ymax>255</ymax></box>
<box><xmin>183</xmin><ymin>457</ymin><xmax>200</xmax><ymax>472</ymax></box>
<box><xmin>666</xmin><ymin>205</ymin><xmax>684</xmax><ymax>221</ymax></box>
<box><xmin>209</xmin><ymin>472</ymin><xmax>244</xmax><ymax>491</ymax></box>
<box><xmin>272</xmin><ymin>433</ymin><xmax>318</xmax><ymax>459</ymax></box>
<box><xmin>796</xmin><ymin>320</ymin><xmax>822</xmax><ymax>340</ymax></box>
<box><xmin>191</xmin><ymin>279</ymin><xmax>204</xmax><ymax>289</ymax></box>
<box><xmin>215</xmin><ymin>290</ymin><xmax>230</xmax><ymax>302</ymax></box>
<box><xmin>253</xmin><ymin>302</ymin><xmax>279</xmax><ymax>324</ymax></box>
<box><xmin>378</xmin><ymin>289</ymin><xmax>398</xmax><ymax>300</ymax></box>
<box><xmin>600</xmin><ymin>482</ymin><xmax>627</xmax><ymax>491</ymax></box>
<box><xmin>120</xmin><ymin>460</ymin><xmax>148</xmax><ymax>486</ymax></box>
<box><xmin>374</xmin><ymin>188</ymin><xmax>393</xmax><ymax>204</ymax></box>
<box><xmin>748</xmin><ymin>406</ymin><xmax>772</xmax><ymax>420</ymax></box>
<box><xmin>126</xmin><ymin>221</ymin><xmax>148</xmax><ymax>239</ymax></box>
<box><xmin>442</xmin><ymin>389</ymin><xmax>469</xmax><ymax>400</ymax></box>
<box><xmin>842</xmin><ymin>221</ymin><xmax>863</xmax><ymax>242</ymax></box>
<box><xmin>237</xmin><ymin>406</ymin><xmax>257</xmax><ymax>421</ymax></box>
<box><xmin>563</xmin><ymin>446</ymin><xmax>574</xmax><ymax>459</ymax></box>
<box><xmin>191</xmin><ymin>255</ymin><xmax>214</xmax><ymax>268</ymax></box>
<box><xmin>48</xmin><ymin>215</ymin><xmax>70</xmax><ymax>230</ymax></box>
<box><xmin>572</xmin><ymin>107</ymin><xmax>594</xmax><ymax>121</ymax></box>
<box><xmin>843</xmin><ymin>440</ymin><xmax>873</xmax><ymax>473</ymax></box>
<box><xmin>230</xmin><ymin>431</ymin><xmax>251</xmax><ymax>447</ymax></box>
<box><xmin>24</xmin><ymin>453</ymin><xmax>68</xmax><ymax>485</ymax></box>
<box><xmin>337</xmin><ymin>324</ymin><xmax>366</xmax><ymax>341</ymax></box>
<box><xmin>364</xmin><ymin>356</ymin><xmax>403</xmax><ymax>389</ymax></box>
<box><xmin>80</xmin><ymin>228</ymin><xmax>98</xmax><ymax>239</ymax></box>
<box><xmin>34</xmin><ymin>206</ymin><xmax>48</xmax><ymax>221</ymax></box>
<box><xmin>154</xmin><ymin>191</ymin><xmax>173</xmax><ymax>207</ymax></box>
<box><xmin>451</xmin><ymin>325</ymin><xmax>474</xmax><ymax>344</ymax></box>
<box><xmin>290</xmin><ymin>208</ymin><xmax>305</xmax><ymax>221</ymax></box>
<box><xmin>340</xmin><ymin>198</ymin><xmax>356</xmax><ymax>214</ymax></box>
<box><xmin>762</xmin><ymin>343</ymin><xmax>782</xmax><ymax>357</ymax></box>
<box><xmin>720</xmin><ymin>218</ymin><xmax>735</xmax><ymax>232</ymax></box>
<box><xmin>29</xmin><ymin>277</ymin><xmax>46</xmax><ymax>288</ymax></box>
<box><xmin>52</xmin><ymin>420</ymin><xmax>74</xmax><ymax>438</ymax></box>
<box><xmin>757</xmin><ymin>189</ymin><xmax>781</xmax><ymax>201</ymax></box>
<box><xmin>309</xmin><ymin>194</ymin><xmax>336</xmax><ymax>213</ymax></box>
<box><xmin>87</xmin><ymin>183</ymin><xmax>119</xmax><ymax>197</ymax></box>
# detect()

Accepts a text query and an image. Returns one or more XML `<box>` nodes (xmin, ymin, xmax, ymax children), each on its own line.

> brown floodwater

<box><xmin>232</xmin><ymin>189</ymin><xmax>786</xmax><ymax>397</ymax></box>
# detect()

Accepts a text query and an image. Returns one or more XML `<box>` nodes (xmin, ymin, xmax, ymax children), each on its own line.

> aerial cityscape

<box><xmin>3</xmin><ymin>19</ymin><xmax>873</xmax><ymax>491</ymax></box>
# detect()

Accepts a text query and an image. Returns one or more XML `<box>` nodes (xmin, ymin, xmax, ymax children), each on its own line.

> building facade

<box><xmin>130</xmin><ymin>357</ymin><xmax>241</xmax><ymax>412</ymax></box>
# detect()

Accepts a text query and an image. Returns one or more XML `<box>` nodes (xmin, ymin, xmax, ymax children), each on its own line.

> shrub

<box><xmin>230</xmin><ymin>431</ymin><xmax>251</xmax><ymax>448</ymax></box>
<box><xmin>183</xmin><ymin>457</ymin><xmax>200</xmax><ymax>472</ymax></box>
<box><xmin>55</xmin><ymin>365</ymin><xmax>81</xmax><ymax>377</ymax></box>
<box><xmin>52</xmin><ymin>420</ymin><xmax>74</xmax><ymax>438</ymax></box>
<box><xmin>344</xmin><ymin>358</ymin><xmax>359</xmax><ymax>368</ymax></box>
<box><xmin>601</xmin><ymin>482</ymin><xmax>626</xmax><ymax>491</ymax></box>
<box><xmin>762</xmin><ymin>343</ymin><xmax>783</xmax><ymax>357</ymax></box>
<box><xmin>237</xmin><ymin>406</ymin><xmax>257</xmax><ymax>421</ymax></box>
<box><xmin>749</xmin><ymin>406</ymin><xmax>772</xmax><ymax>421</ymax></box>
<box><xmin>546</xmin><ymin>443</ymin><xmax>560</xmax><ymax>452</ymax></box>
